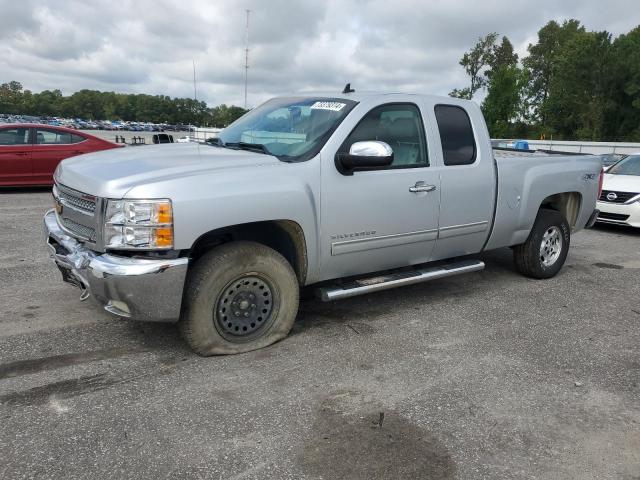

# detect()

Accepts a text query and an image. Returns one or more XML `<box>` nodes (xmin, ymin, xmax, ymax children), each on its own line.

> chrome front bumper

<box><xmin>44</xmin><ymin>209</ymin><xmax>188</xmax><ymax>322</ymax></box>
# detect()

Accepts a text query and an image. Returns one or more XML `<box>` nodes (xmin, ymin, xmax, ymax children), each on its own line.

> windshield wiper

<box><xmin>223</xmin><ymin>142</ymin><xmax>270</xmax><ymax>155</ymax></box>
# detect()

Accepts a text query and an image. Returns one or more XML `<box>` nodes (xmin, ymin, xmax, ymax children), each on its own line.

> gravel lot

<box><xmin>1</xmin><ymin>189</ymin><xmax>639</xmax><ymax>479</ymax></box>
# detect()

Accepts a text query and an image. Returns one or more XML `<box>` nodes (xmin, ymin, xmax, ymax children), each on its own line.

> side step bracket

<box><xmin>315</xmin><ymin>259</ymin><xmax>484</xmax><ymax>302</ymax></box>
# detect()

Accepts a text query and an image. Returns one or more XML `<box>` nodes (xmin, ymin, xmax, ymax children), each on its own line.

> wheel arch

<box><xmin>189</xmin><ymin>220</ymin><xmax>308</xmax><ymax>285</ymax></box>
<box><xmin>539</xmin><ymin>191</ymin><xmax>582</xmax><ymax>230</ymax></box>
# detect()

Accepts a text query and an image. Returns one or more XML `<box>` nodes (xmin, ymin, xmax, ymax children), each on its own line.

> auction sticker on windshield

<box><xmin>310</xmin><ymin>101</ymin><xmax>346</xmax><ymax>112</ymax></box>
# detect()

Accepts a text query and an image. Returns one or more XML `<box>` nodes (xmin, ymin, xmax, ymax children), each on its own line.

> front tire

<box><xmin>180</xmin><ymin>241</ymin><xmax>299</xmax><ymax>356</ymax></box>
<box><xmin>513</xmin><ymin>209</ymin><xmax>570</xmax><ymax>279</ymax></box>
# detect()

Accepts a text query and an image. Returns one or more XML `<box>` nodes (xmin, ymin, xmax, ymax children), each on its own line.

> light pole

<box><xmin>244</xmin><ymin>9</ymin><xmax>251</xmax><ymax>110</ymax></box>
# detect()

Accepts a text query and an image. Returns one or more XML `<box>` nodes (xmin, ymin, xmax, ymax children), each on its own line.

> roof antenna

<box><xmin>342</xmin><ymin>83</ymin><xmax>355</xmax><ymax>94</ymax></box>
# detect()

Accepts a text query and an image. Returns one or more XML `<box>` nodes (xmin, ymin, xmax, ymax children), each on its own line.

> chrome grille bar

<box><xmin>53</xmin><ymin>182</ymin><xmax>103</xmax><ymax>250</ymax></box>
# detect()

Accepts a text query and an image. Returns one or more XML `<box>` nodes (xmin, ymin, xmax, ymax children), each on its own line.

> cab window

<box><xmin>339</xmin><ymin>103</ymin><xmax>428</xmax><ymax>168</ymax></box>
<box><xmin>434</xmin><ymin>105</ymin><xmax>476</xmax><ymax>166</ymax></box>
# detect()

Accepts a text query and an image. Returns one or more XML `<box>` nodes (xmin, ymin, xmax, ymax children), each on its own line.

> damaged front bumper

<box><xmin>44</xmin><ymin>209</ymin><xmax>188</xmax><ymax>322</ymax></box>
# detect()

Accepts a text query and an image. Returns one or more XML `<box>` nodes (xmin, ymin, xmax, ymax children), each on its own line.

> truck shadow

<box><xmin>299</xmin><ymin>394</ymin><xmax>455</xmax><ymax>479</ymax></box>
<box><xmin>294</xmin><ymin>247</ymin><xmax>517</xmax><ymax>336</ymax></box>
<box><xmin>591</xmin><ymin>223</ymin><xmax>640</xmax><ymax>236</ymax></box>
<box><xmin>0</xmin><ymin>186</ymin><xmax>52</xmax><ymax>194</ymax></box>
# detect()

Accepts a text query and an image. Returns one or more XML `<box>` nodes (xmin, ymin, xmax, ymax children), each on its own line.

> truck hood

<box><xmin>55</xmin><ymin>143</ymin><xmax>281</xmax><ymax>198</ymax></box>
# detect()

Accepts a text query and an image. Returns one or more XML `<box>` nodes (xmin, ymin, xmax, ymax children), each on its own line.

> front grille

<box><xmin>62</xmin><ymin>218</ymin><xmax>97</xmax><ymax>241</ymax></box>
<box><xmin>598</xmin><ymin>212</ymin><xmax>630</xmax><ymax>222</ymax></box>
<box><xmin>57</xmin><ymin>189</ymin><xmax>96</xmax><ymax>215</ymax></box>
<box><xmin>599</xmin><ymin>190</ymin><xmax>639</xmax><ymax>204</ymax></box>
<box><xmin>55</xmin><ymin>182</ymin><xmax>101</xmax><ymax>247</ymax></box>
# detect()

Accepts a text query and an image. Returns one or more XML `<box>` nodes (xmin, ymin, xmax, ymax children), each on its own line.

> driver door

<box><xmin>319</xmin><ymin>102</ymin><xmax>441</xmax><ymax>281</ymax></box>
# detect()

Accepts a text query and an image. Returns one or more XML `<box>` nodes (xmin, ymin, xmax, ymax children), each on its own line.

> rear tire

<box><xmin>513</xmin><ymin>209</ymin><xmax>570</xmax><ymax>279</ymax></box>
<box><xmin>180</xmin><ymin>241</ymin><xmax>299</xmax><ymax>356</ymax></box>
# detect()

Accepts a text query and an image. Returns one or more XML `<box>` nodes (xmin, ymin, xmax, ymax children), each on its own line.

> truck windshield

<box><xmin>216</xmin><ymin>97</ymin><xmax>357</xmax><ymax>162</ymax></box>
<box><xmin>607</xmin><ymin>155</ymin><xmax>640</xmax><ymax>176</ymax></box>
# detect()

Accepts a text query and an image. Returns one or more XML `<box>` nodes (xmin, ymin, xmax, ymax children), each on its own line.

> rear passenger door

<box><xmin>319</xmin><ymin>102</ymin><xmax>441</xmax><ymax>281</ymax></box>
<box><xmin>0</xmin><ymin>127</ymin><xmax>32</xmax><ymax>185</ymax></box>
<box><xmin>428</xmin><ymin>103</ymin><xmax>496</xmax><ymax>260</ymax></box>
<box><xmin>32</xmin><ymin>128</ymin><xmax>87</xmax><ymax>184</ymax></box>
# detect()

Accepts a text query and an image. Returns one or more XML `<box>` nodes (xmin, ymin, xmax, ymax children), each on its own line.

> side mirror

<box><xmin>335</xmin><ymin>141</ymin><xmax>394</xmax><ymax>175</ymax></box>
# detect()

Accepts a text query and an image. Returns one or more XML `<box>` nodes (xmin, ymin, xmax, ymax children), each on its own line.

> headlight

<box><xmin>104</xmin><ymin>199</ymin><xmax>173</xmax><ymax>249</ymax></box>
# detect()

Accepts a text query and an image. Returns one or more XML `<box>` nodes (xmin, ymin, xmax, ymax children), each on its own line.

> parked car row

<box><xmin>0</xmin><ymin>114</ymin><xmax>193</xmax><ymax>132</ymax></box>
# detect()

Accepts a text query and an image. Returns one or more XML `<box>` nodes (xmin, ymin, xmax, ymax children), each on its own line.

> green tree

<box><xmin>487</xmin><ymin>36</ymin><xmax>518</xmax><ymax>77</ymax></box>
<box><xmin>210</xmin><ymin>104</ymin><xmax>247</xmax><ymax>127</ymax></box>
<box><xmin>481</xmin><ymin>35</ymin><xmax>526</xmax><ymax>138</ymax></box>
<box><xmin>0</xmin><ymin>81</ymin><xmax>247</xmax><ymax>126</ymax></box>
<box><xmin>0</xmin><ymin>81</ymin><xmax>24</xmax><ymax>113</ymax></box>
<box><xmin>482</xmin><ymin>66</ymin><xmax>527</xmax><ymax>138</ymax></box>
<box><xmin>545</xmin><ymin>30</ymin><xmax>614</xmax><ymax>140</ymax></box>
<box><xmin>452</xmin><ymin>21</ymin><xmax>640</xmax><ymax>141</ymax></box>
<box><xmin>523</xmin><ymin>19</ymin><xmax>585</xmax><ymax>127</ymax></box>
<box><xmin>607</xmin><ymin>26</ymin><xmax>640</xmax><ymax>140</ymax></box>
<box><xmin>32</xmin><ymin>89</ymin><xmax>64</xmax><ymax>116</ymax></box>
<box><xmin>450</xmin><ymin>32</ymin><xmax>498</xmax><ymax>99</ymax></box>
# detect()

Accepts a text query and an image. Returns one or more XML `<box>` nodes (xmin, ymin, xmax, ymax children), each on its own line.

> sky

<box><xmin>0</xmin><ymin>0</ymin><xmax>637</xmax><ymax>108</ymax></box>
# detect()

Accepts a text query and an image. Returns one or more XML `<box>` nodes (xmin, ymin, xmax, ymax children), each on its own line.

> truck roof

<box><xmin>283</xmin><ymin>91</ymin><xmax>473</xmax><ymax>105</ymax></box>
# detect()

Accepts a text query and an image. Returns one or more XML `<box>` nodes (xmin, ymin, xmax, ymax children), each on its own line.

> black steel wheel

<box><xmin>214</xmin><ymin>274</ymin><xmax>275</xmax><ymax>340</ymax></box>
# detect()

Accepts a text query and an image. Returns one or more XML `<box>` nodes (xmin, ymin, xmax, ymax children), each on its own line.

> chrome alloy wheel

<box><xmin>214</xmin><ymin>275</ymin><xmax>275</xmax><ymax>339</ymax></box>
<box><xmin>539</xmin><ymin>226</ymin><xmax>563</xmax><ymax>267</ymax></box>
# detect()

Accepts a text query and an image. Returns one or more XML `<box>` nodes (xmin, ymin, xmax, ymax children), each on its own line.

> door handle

<box><xmin>409</xmin><ymin>182</ymin><xmax>436</xmax><ymax>193</ymax></box>
<box><xmin>16</xmin><ymin>152</ymin><xmax>28</xmax><ymax>156</ymax></box>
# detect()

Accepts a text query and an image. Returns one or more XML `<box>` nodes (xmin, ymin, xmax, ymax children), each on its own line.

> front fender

<box><xmin>124</xmin><ymin>160</ymin><xmax>322</xmax><ymax>283</ymax></box>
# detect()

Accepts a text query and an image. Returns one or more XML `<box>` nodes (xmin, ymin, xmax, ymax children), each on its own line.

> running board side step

<box><xmin>315</xmin><ymin>259</ymin><xmax>485</xmax><ymax>302</ymax></box>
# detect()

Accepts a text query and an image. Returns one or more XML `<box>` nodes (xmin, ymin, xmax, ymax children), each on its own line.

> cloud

<box><xmin>0</xmin><ymin>0</ymin><xmax>637</xmax><ymax>107</ymax></box>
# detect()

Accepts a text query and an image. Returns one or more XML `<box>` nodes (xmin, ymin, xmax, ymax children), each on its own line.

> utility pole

<box><xmin>193</xmin><ymin>59</ymin><xmax>197</xmax><ymax>102</ymax></box>
<box><xmin>192</xmin><ymin>59</ymin><xmax>198</xmax><ymax>131</ymax></box>
<box><xmin>244</xmin><ymin>9</ymin><xmax>250</xmax><ymax>110</ymax></box>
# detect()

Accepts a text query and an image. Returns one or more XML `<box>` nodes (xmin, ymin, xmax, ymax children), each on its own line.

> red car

<box><xmin>0</xmin><ymin>124</ymin><xmax>122</xmax><ymax>186</ymax></box>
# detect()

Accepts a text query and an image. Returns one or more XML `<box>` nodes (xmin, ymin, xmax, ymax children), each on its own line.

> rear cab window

<box><xmin>434</xmin><ymin>105</ymin><xmax>476</xmax><ymax>166</ymax></box>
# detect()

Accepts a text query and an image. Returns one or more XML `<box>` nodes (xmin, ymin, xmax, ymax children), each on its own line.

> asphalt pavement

<box><xmin>0</xmin><ymin>189</ymin><xmax>638</xmax><ymax>479</ymax></box>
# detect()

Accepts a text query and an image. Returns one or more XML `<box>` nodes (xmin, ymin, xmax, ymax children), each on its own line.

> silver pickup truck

<box><xmin>44</xmin><ymin>91</ymin><xmax>602</xmax><ymax>355</ymax></box>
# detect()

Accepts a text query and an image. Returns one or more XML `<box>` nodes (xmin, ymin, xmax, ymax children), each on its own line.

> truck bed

<box><xmin>484</xmin><ymin>151</ymin><xmax>602</xmax><ymax>251</ymax></box>
<box><xmin>492</xmin><ymin>147</ymin><xmax>591</xmax><ymax>159</ymax></box>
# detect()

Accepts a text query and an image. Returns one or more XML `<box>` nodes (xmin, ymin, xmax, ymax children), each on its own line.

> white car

<box><xmin>597</xmin><ymin>153</ymin><xmax>640</xmax><ymax>227</ymax></box>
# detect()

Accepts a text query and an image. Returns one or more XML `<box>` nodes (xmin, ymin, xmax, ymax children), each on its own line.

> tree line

<box><xmin>451</xmin><ymin>20</ymin><xmax>640</xmax><ymax>141</ymax></box>
<box><xmin>0</xmin><ymin>81</ymin><xmax>247</xmax><ymax>127</ymax></box>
